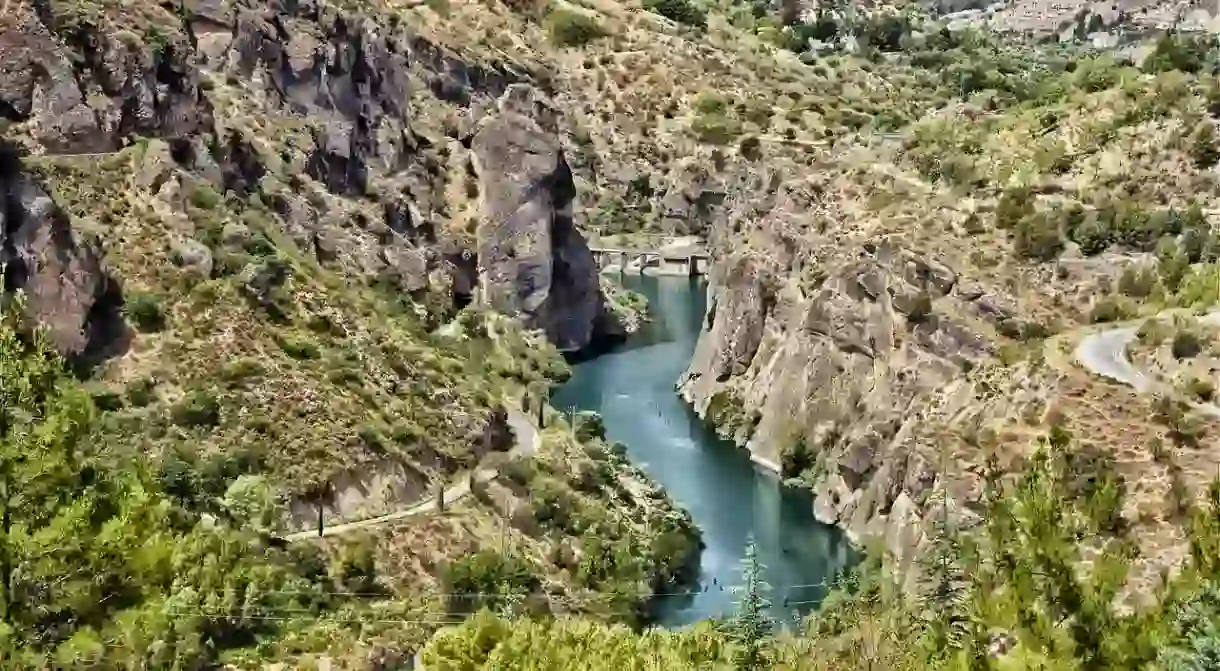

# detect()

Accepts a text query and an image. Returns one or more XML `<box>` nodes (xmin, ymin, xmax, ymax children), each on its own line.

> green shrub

<box><xmin>1188</xmin><ymin>120</ymin><xmax>1220</xmax><ymax>168</ymax></box>
<box><xmin>995</xmin><ymin>186</ymin><xmax>1034</xmax><ymax>229</ymax></box>
<box><xmin>127</xmin><ymin>378</ymin><xmax>157</xmax><ymax>407</ymax></box>
<box><xmin>89</xmin><ymin>388</ymin><xmax>124</xmax><ymax>411</ymax></box>
<box><xmin>1113</xmin><ymin>203</ymin><xmax>1170</xmax><ymax>251</ymax></box>
<box><xmin>1089</xmin><ymin>296</ymin><xmax>1133</xmax><ymax>323</ymax></box>
<box><xmin>357</xmin><ymin>424</ymin><xmax>385</xmax><ymax>450</ymax></box>
<box><xmin>188</xmin><ymin>184</ymin><xmax>223</xmax><ymax>210</ymax></box>
<box><xmin>219</xmin><ymin>358</ymin><xmax>265</xmax><ymax>386</ymax></box>
<box><xmin>545</xmin><ymin>8</ymin><xmax>608</xmax><ymax>46</ymax></box>
<box><xmin>1158</xmin><ymin>238</ymin><xmax>1192</xmax><ymax>292</ymax></box>
<box><xmin>1172</xmin><ymin>330</ymin><xmax>1204</xmax><ymax>359</ymax></box>
<box><xmin>643</xmin><ymin>0</ymin><xmax>706</xmax><ymax>27</ymax></box>
<box><xmin>694</xmin><ymin>93</ymin><xmax>728</xmax><ymax>116</ymax></box>
<box><xmin>1142</xmin><ymin>32</ymin><xmax>1219</xmax><ymax>75</ymax></box>
<box><xmin>1068</xmin><ymin>212</ymin><xmax>1115</xmax><ymax>256</ymax></box>
<box><xmin>1014</xmin><ymin>211</ymin><xmax>1063</xmax><ymax>261</ymax></box>
<box><xmin>1118</xmin><ymin>264</ymin><xmax>1159</xmax><ymax>298</ymax></box>
<box><xmin>125</xmin><ymin>293</ymin><xmax>166</xmax><ymax>333</ymax></box>
<box><xmin>171</xmin><ymin>390</ymin><xmax>221</xmax><ymax>428</ymax></box>
<box><xmin>277</xmin><ymin>334</ymin><xmax>321</xmax><ymax>360</ymax></box>
<box><xmin>1184</xmin><ymin>376</ymin><xmax>1216</xmax><ymax>402</ymax></box>
<box><xmin>531</xmin><ymin>478</ymin><xmax>576</xmax><ymax>531</ymax></box>
<box><xmin>441</xmin><ymin>550</ymin><xmax>539</xmax><ymax>615</ymax></box>
<box><xmin>691</xmin><ymin>114</ymin><xmax>742</xmax><ymax>145</ymax></box>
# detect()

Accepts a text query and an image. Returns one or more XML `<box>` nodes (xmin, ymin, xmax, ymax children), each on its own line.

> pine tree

<box><xmin>728</xmin><ymin>538</ymin><xmax>773</xmax><ymax>669</ymax></box>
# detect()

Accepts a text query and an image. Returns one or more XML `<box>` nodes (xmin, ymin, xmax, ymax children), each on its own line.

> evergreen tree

<box><xmin>727</xmin><ymin>538</ymin><xmax>773</xmax><ymax>669</ymax></box>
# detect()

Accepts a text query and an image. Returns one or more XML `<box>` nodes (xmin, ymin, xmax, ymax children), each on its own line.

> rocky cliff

<box><xmin>0</xmin><ymin>0</ymin><xmax>648</xmax><ymax>515</ymax></box>
<box><xmin>1</xmin><ymin>0</ymin><xmax>624</xmax><ymax>359</ymax></box>
<box><xmin>675</xmin><ymin>106</ymin><xmax>1212</xmax><ymax>575</ymax></box>
<box><xmin>472</xmin><ymin>85</ymin><xmax>622</xmax><ymax>351</ymax></box>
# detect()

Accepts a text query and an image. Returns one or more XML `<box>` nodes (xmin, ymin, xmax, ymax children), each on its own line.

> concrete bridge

<box><xmin>587</xmin><ymin>245</ymin><xmax>710</xmax><ymax>276</ymax></box>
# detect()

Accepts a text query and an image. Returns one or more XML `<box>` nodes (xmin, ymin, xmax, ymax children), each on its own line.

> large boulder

<box><xmin>471</xmin><ymin>84</ymin><xmax>620</xmax><ymax>351</ymax></box>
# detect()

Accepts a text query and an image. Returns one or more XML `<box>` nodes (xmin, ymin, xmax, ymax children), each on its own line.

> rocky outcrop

<box><xmin>471</xmin><ymin>85</ymin><xmax>621</xmax><ymax>351</ymax></box>
<box><xmin>680</xmin><ymin>229</ymin><xmax>995</xmax><ymax>546</ymax></box>
<box><xmin>0</xmin><ymin>2</ymin><xmax>211</xmax><ymax>154</ymax></box>
<box><xmin>0</xmin><ymin>148</ymin><xmax>127</xmax><ymax>362</ymax></box>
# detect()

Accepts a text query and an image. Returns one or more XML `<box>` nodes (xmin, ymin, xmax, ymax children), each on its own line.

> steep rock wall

<box><xmin>678</xmin><ymin>175</ymin><xmax>1062</xmax><ymax>555</ymax></box>
<box><xmin>472</xmin><ymin>85</ymin><xmax>621</xmax><ymax>352</ymax></box>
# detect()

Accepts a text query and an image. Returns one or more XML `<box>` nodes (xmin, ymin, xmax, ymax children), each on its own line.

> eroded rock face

<box><xmin>471</xmin><ymin>85</ymin><xmax>620</xmax><ymax>351</ymax></box>
<box><xmin>0</xmin><ymin>150</ymin><xmax>126</xmax><ymax>361</ymax></box>
<box><xmin>0</xmin><ymin>4</ymin><xmax>211</xmax><ymax>154</ymax></box>
<box><xmin>680</xmin><ymin>227</ymin><xmax>994</xmax><ymax>549</ymax></box>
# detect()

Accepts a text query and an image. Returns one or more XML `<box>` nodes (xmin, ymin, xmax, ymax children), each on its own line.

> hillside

<box><xmin>7</xmin><ymin>0</ymin><xmax>1220</xmax><ymax>665</ymax></box>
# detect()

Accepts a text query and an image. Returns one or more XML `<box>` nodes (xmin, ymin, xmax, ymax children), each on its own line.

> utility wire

<box><xmin>187</xmin><ymin>579</ymin><xmax>843</xmax><ymax>600</ymax></box>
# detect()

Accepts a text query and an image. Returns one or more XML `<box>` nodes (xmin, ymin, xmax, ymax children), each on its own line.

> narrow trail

<box><xmin>283</xmin><ymin>404</ymin><xmax>542</xmax><ymax>542</ymax></box>
<box><xmin>1074</xmin><ymin>311</ymin><xmax>1220</xmax><ymax>419</ymax></box>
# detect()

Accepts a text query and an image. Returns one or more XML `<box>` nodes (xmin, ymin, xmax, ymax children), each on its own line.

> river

<box><xmin>552</xmin><ymin>275</ymin><xmax>856</xmax><ymax>628</ymax></box>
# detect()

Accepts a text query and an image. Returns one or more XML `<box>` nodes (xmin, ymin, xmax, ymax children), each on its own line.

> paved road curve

<box><xmin>1074</xmin><ymin>326</ymin><xmax>1151</xmax><ymax>393</ymax></box>
<box><xmin>1075</xmin><ymin>311</ymin><xmax>1220</xmax><ymax>419</ymax></box>
<box><xmin>283</xmin><ymin>404</ymin><xmax>541</xmax><ymax>542</ymax></box>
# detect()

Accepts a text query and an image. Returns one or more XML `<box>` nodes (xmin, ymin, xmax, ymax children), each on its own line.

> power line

<box><xmin>164</xmin><ymin>611</ymin><xmax>471</xmax><ymax>625</ymax></box>
<box><xmin>186</xmin><ymin>578</ymin><xmax>844</xmax><ymax>600</ymax></box>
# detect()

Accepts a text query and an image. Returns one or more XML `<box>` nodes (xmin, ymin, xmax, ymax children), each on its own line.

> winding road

<box><xmin>1074</xmin><ymin>311</ymin><xmax>1220</xmax><ymax>418</ymax></box>
<box><xmin>283</xmin><ymin>404</ymin><xmax>542</xmax><ymax>542</ymax></box>
<box><xmin>1075</xmin><ymin>325</ymin><xmax>1153</xmax><ymax>393</ymax></box>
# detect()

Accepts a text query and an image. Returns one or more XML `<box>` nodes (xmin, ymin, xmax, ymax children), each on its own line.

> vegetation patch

<box><xmin>545</xmin><ymin>7</ymin><xmax>608</xmax><ymax>46</ymax></box>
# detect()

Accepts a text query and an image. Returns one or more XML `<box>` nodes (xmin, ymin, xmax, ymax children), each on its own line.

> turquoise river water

<box><xmin>552</xmin><ymin>275</ymin><xmax>856</xmax><ymax>628</ymax></box>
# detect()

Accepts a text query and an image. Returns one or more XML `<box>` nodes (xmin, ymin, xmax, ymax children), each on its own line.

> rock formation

<box><xmin>472</xmin><ymin>85</ymin><xmax>621</xmax><ymax>351</ymax></box>
<box><xmin>0</xmin><ymin>148</ymin><xmax>126</xmax><ymax>363</ymax></box>
<box><xmin>676</xmin><ymin>170</ymin><xmax>1064</xmax><ymax>553</ymax></box>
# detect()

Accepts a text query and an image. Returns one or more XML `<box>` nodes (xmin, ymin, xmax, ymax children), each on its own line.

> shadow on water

<box><xmin>553</xmin><ymin>275</ymin><xmax>858</xmax><ymax>629</ymax></box>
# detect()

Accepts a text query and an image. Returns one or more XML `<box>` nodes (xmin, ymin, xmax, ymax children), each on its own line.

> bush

<box><xmin>188</xmin><ymin>184</ymin><xmax>223</xmax><ymax>210</ymax></box>
<box><xmin>1142</xmin><ymin>32</ymin><xmax>1220</xmax><ymax>75</ymax></box>
<box><xmin>1118</xmin><ymin>264</ymin><xmax>1159</xmax><ymax>298</ymax></box>
<box><xmin>1184</xmin><ymin>376</ymin><xmax>1216</xmax><ymax>402</ymax></box>
<box><xmin>1188</xmin><ymin>120</ymin><xmax>1220</xmax><ymax>168</ymax></box>
<box><xmin>545</xmin><ymin>8</ymin><xmax>608</xmax><ymax>46</ymax></box>
<box><xmin>125</xmin><ymin>293</ymin><xmax>166</xmax><ymax>332</ymax></box>
<box><xmin>171</xmin><ymin>390</ymin><xmax>221</xmax><ymax>428</ymax></box>
<box><xmin>1173</xmin><ymin>330</ymin><xmax>1204</xmax><ymax>359</ymax></box>
<box><xmin>219</xmin><ymin>358</ymin><xmax>266</xmax><ymax>386</ymax></box>
<box><xmin>694</xmin><ymin>93</ymin><xmax>728</xmax><ymax>116</ymax></box>
<box><xmin>277</xmin><ymin>334</ymin><xmax>321</xmax><ymax>360</ymax></box>
<box><xmin>643</xmin><ymin>0</ymin><xmax>706</xmax><ymax>27</ymax></box>
<box><xmin>441</xmin><ymin>550</ymin><xmax>539</xmax><ymax>615</ymax></box>
<box><xmin>691</xmin><ymin>114</ymin><xmax>742</xmax><ymax>145</ymax></box>
<box><xmin>1068</xmin><ymin>212</ymin><xmax>1115</xmax><ymax>256</ymax></box>
<box><xmin>1089</xmin><ymin>296</ymin><xmax>1133</xmax><ymax>323</ymax></box>
<box><xmin>127</xmin><ymin>378</ymin><xmax>157</xmax><ymax>407</ymax></box>
<box><xmin>1158</xmin><ymin>238</ymin><xmax>1191</xmax><ymax>292</ymax></box>
<box><xmin>994</xmin><ymin>186</ymin><xmax>1034</xmax><ymax>229</ymax></box>
<box><xmin>89</xmin><ymin>387</ymin><xmax>124</xmax><ymax>411</ymax></box>
<box><xmin>1014</xmin><ymin>211</ymin><xmax>1063</xmax><ymax>261</ymax></box>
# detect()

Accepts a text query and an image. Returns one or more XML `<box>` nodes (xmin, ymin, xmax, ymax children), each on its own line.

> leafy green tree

<box><xmin>0</xmin><ymin>294</ymin><xmax>328</xmax><ymax>667</ymax></box>
<box><xmin>222</xmin><ymin>473</ymin><xmax>286</xmax><ymax>533</ymax></box>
